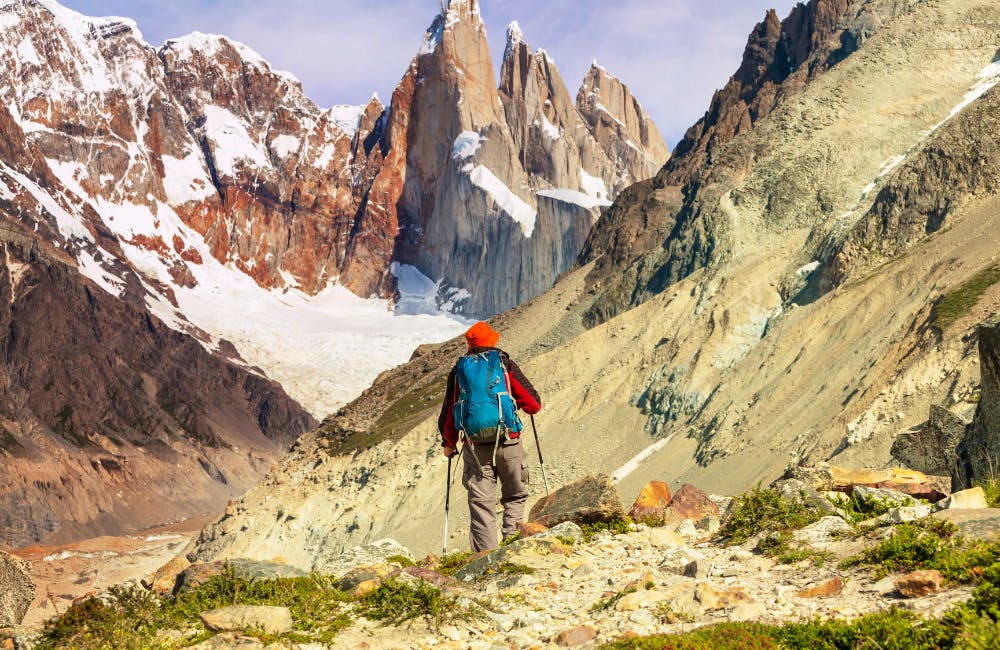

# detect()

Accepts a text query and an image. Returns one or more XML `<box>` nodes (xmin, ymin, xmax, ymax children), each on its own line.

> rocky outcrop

<box><xmin>580</xmin><ymin>0</ymin><xmax>922</xmax><ymax>325</ymax></box>
<box><xmin>0</xmin><ymin>551</ymin><xmax>33</xmax><ymax>627</ymax></box>
<box><xmin>815</xmin><ymin>83</ymin><xmax>1000</xmax><ymax>293</ymax></box>
<box><xmin>371</xmin><ymin>3</ymin><xmax>668</xmax><ymax>317</ymax></box>
<box><xmin>957</xmin><ymin>322</ymin><xmax>1000</xmax><ymax>486</ymax></box>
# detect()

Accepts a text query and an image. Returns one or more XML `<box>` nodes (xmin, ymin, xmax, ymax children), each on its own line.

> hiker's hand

<box><xmin>443</xmin><ymin>445</ymin><xmax>457</xmax><ymax>458</ymax></box>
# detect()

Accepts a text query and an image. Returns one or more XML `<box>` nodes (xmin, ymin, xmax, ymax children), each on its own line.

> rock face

<box><xmin>958</xmin><ymin>322</ymin><xmax>1000</xmax><ymax>485</ymax></box>
<box><xmin>0</xmin><ymin>551</ymin><xmax>33</xmax><ymax>627</ymax></box>
<box><xmin>892</xmin><ymin>405</ymin><xmax>971</xmax><ymax>479</ymax></box>
<box><xmin>372</xmin><ymin>4</ymin><xmax>669</xmax><ymax>317</ymax></box>
<box><xmin>528</xmin><ymin>474</ymin><xmax>625</xmax><ymax>527</ymax></box>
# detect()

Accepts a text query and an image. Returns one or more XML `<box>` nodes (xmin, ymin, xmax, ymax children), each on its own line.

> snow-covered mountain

<box><xmin>0</xmin><ymin>0</ymin><xmax>666</xmax><ymax>545</ymax></box>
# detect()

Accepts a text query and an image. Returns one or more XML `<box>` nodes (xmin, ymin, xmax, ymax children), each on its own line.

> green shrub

<box><xmin>582</xmin><ymin>518</ymin><xmax>633</xmax><ymax>542</ymax></box>
<box><xmin>590</xmin><ymin>586</ymin><xmax>637</xmax><ymax>612</ymax></box>
<box><xmin>36</xmin><ymin>568</ymin><xmax>352</xmax><ymax>649</ymax></box>
<box><xmin>839</xmin><ymin>520</ymin><xmax>1000</xmax><ymax>582</ymax></box>
<box><xmin>721</xmin><ymin>487</ymin><xmax>824</xmax><ymax>545</ymax></box>
<box><xmin>603</xmin><ymin>621</ymin><xmax>780</xmax><ymax>649</ymax></box>
<box><xmin>933</xmin><ymin>265</ymin><xmax>1000</xmax><ymax>331</ymax></box>
<box><xmin>436</xmin><ymin>551</ymin><xmax>473</xmax><ymax>576</ymax></box>
<box><xmin>386</xmin><ymin>554</ymin><xmax>416</xmax><ymax>567</ymax></box>
<box><xmin>355</xmin><ymin>578</ymin><xmax>462</xmax><ymax>627</ymax></box>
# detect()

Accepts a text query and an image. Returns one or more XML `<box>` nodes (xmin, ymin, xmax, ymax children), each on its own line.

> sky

<box><xmin>60</xmin><ymin>0</ymin><xmax>801</xmax><ymax>148</ymax></box>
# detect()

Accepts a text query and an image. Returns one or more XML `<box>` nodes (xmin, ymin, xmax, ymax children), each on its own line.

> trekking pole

<box><xmin>530</xmin><ymin>414</ymin><xmax>550</xmax><ymax>495</ymax></box>
<box><xmin>443</xmin><ymin>455</ymin><xmax>453</xmax><ymax>554</ymax></box>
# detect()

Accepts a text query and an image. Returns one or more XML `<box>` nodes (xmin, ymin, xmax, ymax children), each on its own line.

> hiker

<box><xmin>438</xmin><ymin>321</ymin><xmax>542</xmax><ymax>551</ymax></box>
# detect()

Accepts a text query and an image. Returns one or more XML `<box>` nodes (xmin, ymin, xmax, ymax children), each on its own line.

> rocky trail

<box><xmin>5</xmin><ymin>466</ymin><xmax>1000</xmax><ymax>649</ymax></box>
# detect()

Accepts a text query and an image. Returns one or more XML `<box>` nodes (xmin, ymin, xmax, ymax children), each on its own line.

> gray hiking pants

<box><xmin>461</xmin><ymin>438</ymin><xmax>529</xmax><ymax>552</ymax></box>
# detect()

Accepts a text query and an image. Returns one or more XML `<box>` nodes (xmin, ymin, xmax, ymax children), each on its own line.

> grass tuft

<box><xmin>720</xmin><ymin>487</ymin><xmax>824</xmax><ymax>545</ymax></box>
<box><xmin>582</xmin><ymin>518</ymin><xmax>633</xmax><ymax>542</ymax></box>
<box><xmin>933</xmin><ymin>265</ymin><xmax>1000</xmax><ymax>331</ymax></box>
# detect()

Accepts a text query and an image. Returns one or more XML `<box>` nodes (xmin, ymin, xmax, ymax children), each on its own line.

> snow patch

<box><xmin>16</xmin><ymin>37</ymin><xmax>41</xmax><ymax>66</ymax></box>
<box><xmin>1</xmin><ymin>161</ymin><xmax>93</xmax><ymax>243</ymax></box>
<box><xmin>270</xmin><ymin>134</ymin><xmax>300</xmax><ymax>158</ymax></box>
<box><xmin>464</xmin><ymin>164</ymin><xmax>537</xmax><ymax>237</ymax></box>
<box><xmin>419</xmin><ymin>15</ymin><xmax>445</xmax><ymax>56</ymax></box>
<box><xmin>612</xmin><ymin>433</ymin><xmax>676</xmax><ymax>483</ymax></box>
<box><xmin>329</xmin><ymin>104</ymin><xmax>366</xmax><ymax>138</ymax></box>
<box><xmin>540</xmin><ymin>116</ymin><xmax>560</xmax><ymax>140</ymax></box>
<box><xmin>161</xmin><ymin>151</ymin><xmax>215</xmax><ymax>204</ymax></box>
<box><xmin>451</xmin><ymin>131</ymin><xmax>484</xmax><ymax>161</ymax></box>
<box><xmin>580</xmin><ymin>169</ymin><xmax>609</xmax><ymax>200</ymax></box>
<box><xmin>76</xmin><ymin>250</ymin><xmax>126</xmax><ymax>297</ymax></box>
<box><xmin>796</xmin><ymin>261</ymin><xmax>821</xmax><ymax>277</ymax></box>
<box><xmin>536</xmin><ymin>188</ymin><xmax>611</xmax><ymax>210</ymax></box>
<box><xmin>201</xmin><ymin>106</ymin><xmax>270</xmax><ymax>177</ymax></box>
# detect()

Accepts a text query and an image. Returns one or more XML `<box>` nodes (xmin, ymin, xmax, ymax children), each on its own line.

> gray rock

<box><xmin>891</xmin><ymin>405</ymin><xmax>969</xmax><ymax>476</ymax></box>
<box><xmin>880</xmin><ymin>505</ymin><xmax>933</xmax><ymax>524</ymax></box>
<box><xmin>454</xmin><ymin>537</ymin><xmax>568</xmax><ymax>582</ymax></box>
<box><xmin>176</xmin><ymin>560</ymin><xmax>307</xmax><ymax>593</ymax></box>
<box><xmin>792</xmin><ymin>516</ymin><xmax>854</xmax><ymax>547</ymax></box>
<box><xmin>852</xmin><ymin>485</ymin><xmax>917</xmax><ymax>509</ymax></box>
<box><xmin>199</xmin><ymin>605</ymin><xmax>293</xmax><ymax>634</ymax></box>
<box><xmin>535</xmin><ymin>521</ymin><xmax>585</xmax><ymax>543</ymax></box>
<box><xmin>932</xmin><ymin>509</ymin><xmax>1000</xmax><ymax>542</ymax></box>
<box><xmin>527</xmin><ymin>474</ymin><xmax>625</xmax><ymax>527</ymax></box>
<box><xmin>313</xmin><ymin>538</ymin><xmax>412</xmax><ymax>577</ymax></box>
<box><xmin>773</xmin><ymin>479</ymin><xmax>840</xmax><ymax>515</ymax></box>
<box><xmin>0</xmin><ymin>551</ymin><xmax>34</xmax><ymax>627</ymax></box>
<box><xmin>658</xmin><ymin>546</ymin><xmax>706</xmax><ymax>576</ymax></box>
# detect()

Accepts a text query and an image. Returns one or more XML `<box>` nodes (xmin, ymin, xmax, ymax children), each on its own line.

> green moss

<box><xmin>933</xmin><ymin>265</ymin><xmax>1000</xmax><ymax>331</ymax></box>
<box><xmin>582</xmin><ymin>518</ymin><xmax>633</xmax><ymax>542</ymax></box>
<box><xmin>483</xmin><ymin>562</ymin><xmax>535</xmax><ymax>577</ymax></box>
<box><xmin>355</xmin><ymin>578</ymin><xmax>473</xmax><ymax>628</ymax></box>
<box><xmin>500</xmin><ymin>532</ymin><xmax>521</xmax><ymax>547</ymax></box>
<box><xmin>840</xmin><ymin>519</ymin><xmax>1000</xmax><ymax>582</ymax></box>
<box><xmin>590</xmin><ymin>586</ymin><xmax>638</xmax><ymax>612</ymax></box>
<box><xmin>721</xmin><ymin>487</ymin><xmax>824</xmax><ymax>545</ymax></box>
<box><xmin>436</xmin><ymin>551</ymin><xmax>473</xmax><ymax>577</ymax></box>
<box><xmin>386</xmin><ymin>555</ymin><xmax>416</xmax><ymax>567</ymax></box>
<box><xmin>555</xmin><ymin>535</ymin><xmax>577</xmax><ymax>546</ymax></box>
<box><xmin>975</xmin><ymin>477</ymin><xmax>1000</xmax><ymax>509</ymax></box>
<box><xmin>36</xmin><ymin>569</ymin><xmax>352</xmax><ymax>649</ymax></box>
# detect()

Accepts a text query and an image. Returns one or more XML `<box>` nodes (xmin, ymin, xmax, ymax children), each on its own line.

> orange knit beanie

<box><xmin>465</xmin><ymin>321</ymin><xmax>500</xmax><ymax>349</ymax></box>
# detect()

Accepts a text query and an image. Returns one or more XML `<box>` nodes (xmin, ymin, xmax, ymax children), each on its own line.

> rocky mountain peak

<box><xmin>575</xmin><ymin>62</ymin><xmax>670</xmax><ymax>184</ymax></box>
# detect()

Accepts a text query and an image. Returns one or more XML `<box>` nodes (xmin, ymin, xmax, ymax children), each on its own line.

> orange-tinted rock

<box><xmin>150</xmin><ymin>556</ymin><xmax>191</xmax><ymax>595</ymax></box>
<box><xmin>665</xmin><ymin>484</ymin><xmax>720</xmax><ymax>522</ymax></box>
<box><xmin>895</xmin><ymin>570</ymin><xmax>944</xmax><ymax>598</ymax></box>
<box><xmin>628</xmin><ymin>481</ymin><xmax>673</xmax><ymax>522</ymax></box>
<box><xmin>796</xmin><ymin>577</ymin><xmax>843</xmax><ymax>598</ymax></box>
<box><xmin>517</xmin><ymin>521</ymin><xmax>550</xmax><ymax>538</ymax></box>
<box><xmin>555</xmin><ymin>624</ymin><xmax>596</xmax><ymax>647</ymax></box>
<box><xmin>528</xmin><ymin>474</ymin><xmax>625</xmax><ymax>527</ymax></box>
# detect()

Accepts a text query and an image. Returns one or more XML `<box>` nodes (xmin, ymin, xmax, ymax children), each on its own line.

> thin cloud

<box><xmin>61</xmin><ymin>0</ymin><xmax>800</xmax><ymax>147</ymax></box>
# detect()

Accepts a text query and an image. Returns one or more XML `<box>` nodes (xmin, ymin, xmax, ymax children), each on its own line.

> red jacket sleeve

<box><xmin>438</xmin><ymin>367</ymin><xmax>459</xmax><ymax>447</ymax></box>
<box><xmin>505</xmin><ymin>356</ymin><xmax>541</xmax><ymax>414</ymax></box>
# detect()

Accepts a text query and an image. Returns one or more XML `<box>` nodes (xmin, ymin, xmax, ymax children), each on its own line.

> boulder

<box><xmin>796</xmin><ymin>577</ymin><xmax>844</xmax><ymax>598</ymax></box>
<box><xmin>891</xmin><ymin>405</ymin><xmax>970</xmax><ymax>476</ymax></box>
<box><xmin>150</xmin><ymin>555</ymin><xmax>191</xmax><ymax>595</ymax></box>
<box><xmin>334</xmin><ymin>564</ymin><xmax>396</xmax><ymax>592</ymax></box>
<box><xmin>176</xmin><ymin>560</ymin><xmax>307</xmax><ymax>593</ymax></box>
<box><xmin>516</xmin><ymin>521</ymin><xmax>549</xmax><ymax>538</ymax></box>
<box><xmin>528</xmin><ymin>474</ymin><xmax>625</xmax><ymax>527</ymax></box>
<box><xmin>852</xmin><ymin>486</ymin><xmax>917</xmax><ymax>509</ymax></box>
<box><xmin>454</xmin><ymin>537</ymin><xmax>568</xmax><ymax>581</ymax></box>
<box><xmin>792</xmin><ymin>516</ymin><xmax>854</xmax><ymax>548</ymax></box>
<box><xmin>934</xmin><ymin>487</ymin><xmax>989</xmax><ymax>511</ymax></box>
<box><xmin>199</xmin><ymin>605</ymin><xmax>293</xmax><ymax>634</ymax></box>
<box><xmin>628</xmin><ymin>481</ymin><xmax>672</xmax><ymax>522</ymax></box>
<box><xmin>0</xmin><ymin>552</ymin><xmax>34</xmax><ymax>627</ymax></box>
<box><xmin>615</xmin><ymin>590</ymin><xmax>671</xmax><ymax>612</ymax></box>
<box><xmin>878</xmin><ymin>505</ymin><xmax>934</xmax><ymax>524</ymax></box>
<box><xmin>313</xmin><ymin>538</ymin><xmax>412</xmax><ymax>577</ymax></box>
<box><xmin>400</xmin><ymin>566</ymin><xmax>454</xmax><ymax>589</ymax></box>
<box><xmin>665</xmin><ymin>484</ymin><xmax>720</xmax><ymax>522</ymax></box>
<box><xmin>535</xmin><ymin>521</ymin><xmax>585</xmax><ymax>544</ymax></box>
<box><xmin>932</xmin><ymin>509</ymin><xmax>1000</xmax><ymax>541</ymax></box>
<box><xmin>787</xmin><ymin>463</ymin><xmax>948</xmax><ymax>500</ymax></box>
<box><xmin>555</xmin><ymin>624</ymin><xmax>597</xmax><ymax>646</ymax></box>
<box><xmin>773</xmin><ymin>479</ymin><xmax>841</xmax><ymax>516</ymax></box>
<box><xmin>895</xmin><ymin>570</ymin><xmax>944</xmax><ymax>598</ymax></box>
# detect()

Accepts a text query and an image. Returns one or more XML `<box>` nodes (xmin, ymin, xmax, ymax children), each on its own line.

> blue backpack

<box><xmin>453</xmin><ymin>350</ymin><xmax>523</xmax><ymax>444</ymax></box>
